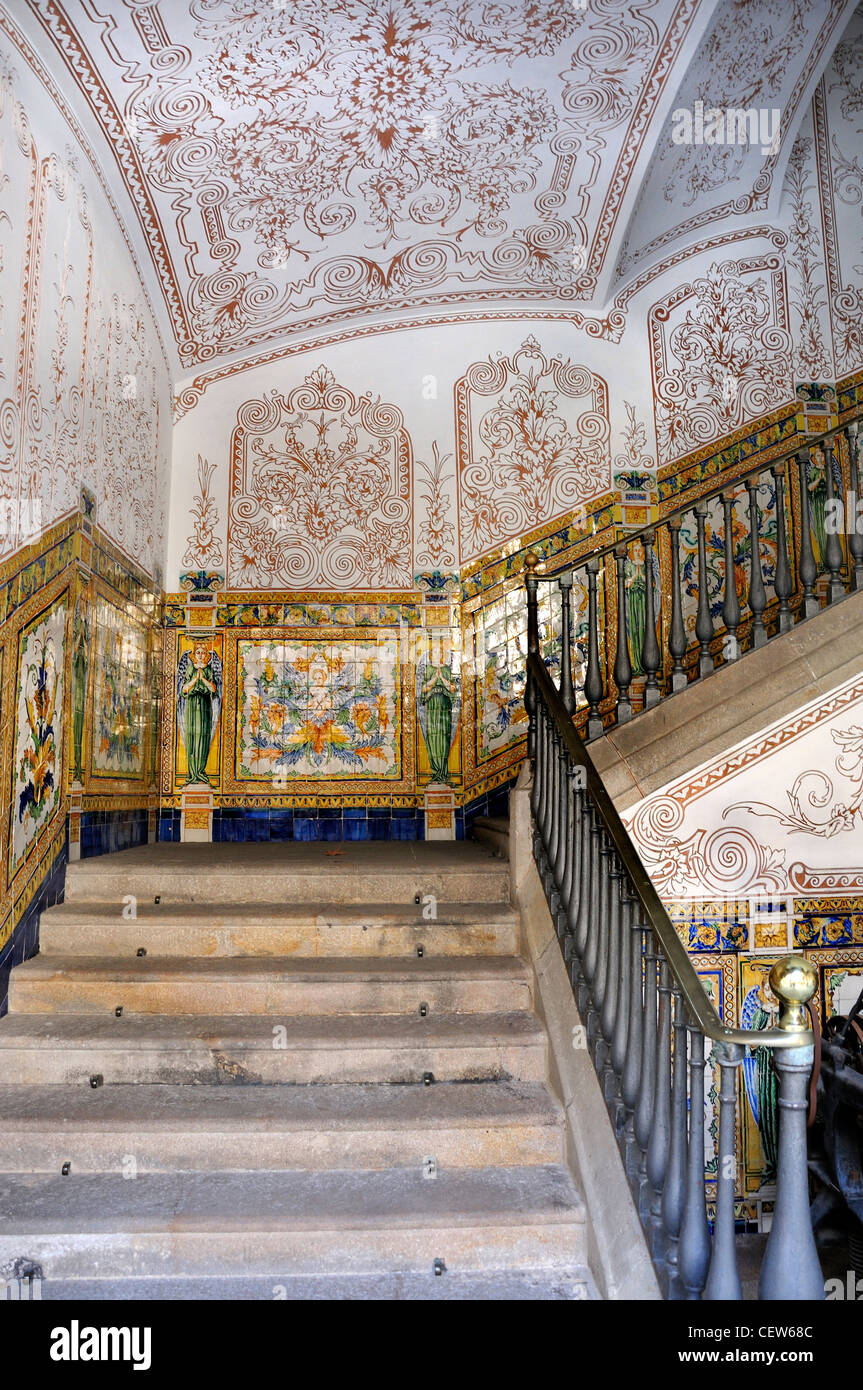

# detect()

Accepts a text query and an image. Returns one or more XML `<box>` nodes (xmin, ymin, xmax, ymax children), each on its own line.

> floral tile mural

<box><xmin>90</xmin><ymin>596</ymin><xmax>147</xmax><ymax>778</ymax></box>
<box><xmin>235</xmin><ymin>636</ymin><xmax>402</xmax><ymax>782</ymax></box>
<box><xmin>10</xmin><ymin>594</ymin><xmax>67</xmax><ymax>876</ymax></box>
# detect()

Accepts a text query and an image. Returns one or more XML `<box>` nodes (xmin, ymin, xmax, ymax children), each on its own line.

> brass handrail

<box><xmin>528</xmin><ymin>650</ymin><xmax>813</xmax><ymax>1050</ymax></box>
<box><xmin>528</xmin><ymin>410</ymin><xmax>861</xmax><ymax>582</ymax></box>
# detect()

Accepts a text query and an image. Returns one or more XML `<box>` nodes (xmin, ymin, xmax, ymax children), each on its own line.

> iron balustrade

<box><xmin>524</xmin><ymin>556</ymin><xmax>826</xmax><ymax>1300</ymax></box>
<box><xmin>529</xmin><ymin>416</ymin><xmax>863</xmax><ymax>739</ymax></box>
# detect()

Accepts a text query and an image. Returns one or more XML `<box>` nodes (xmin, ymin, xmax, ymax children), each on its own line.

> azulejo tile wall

<box><xmin>0</xmin><ymin>511</ymin><xmax>162</xmax><ymax>1009</ymax></box>
<box><xmin>160</xmin><ymin>590</ymin><xmax>454</xmax><ymax>838</ymax></box>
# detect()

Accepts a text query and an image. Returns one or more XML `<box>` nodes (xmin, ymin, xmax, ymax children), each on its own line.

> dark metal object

<box><xmin>522</xmin><ymin>569</ymin><xmax>820</xmax><ymax>1301</ymax></box>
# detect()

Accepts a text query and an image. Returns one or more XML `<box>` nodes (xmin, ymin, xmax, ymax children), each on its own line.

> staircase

<box><xmin>0</xmin><ymin>842</ymin><xmax>595</xmax><ymax>1300</ymax></box>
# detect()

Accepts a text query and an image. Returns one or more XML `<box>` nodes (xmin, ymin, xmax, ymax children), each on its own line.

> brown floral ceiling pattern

<box><xmin>22</xmin><ymin>0</ymin><xmax>855</xmax><ymax>369</ymax></box>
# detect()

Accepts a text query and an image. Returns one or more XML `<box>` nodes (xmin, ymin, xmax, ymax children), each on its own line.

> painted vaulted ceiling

<box><xmin>17</xmin><ymin>0</ymin><xmax>857</xmax><ymax>379</ymax></box>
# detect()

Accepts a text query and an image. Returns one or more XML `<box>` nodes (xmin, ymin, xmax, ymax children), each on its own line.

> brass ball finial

<box><xmin>524</xmin><ymin>550</ymin><xmax>540</xmax><ymax>574</ymax></box>
<box><xmin>769</xmin><ymin>955</ymin><xmax>818</xmax><ymax>1032</ymax></box>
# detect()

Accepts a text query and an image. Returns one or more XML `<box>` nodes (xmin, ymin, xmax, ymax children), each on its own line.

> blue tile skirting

<box><xmin>157</xmin><ymin>784</ymin><xmax>516</xmax><ymax>844</ymax></box>
<box><xmin>80</xmin><ymin>808</ymin><xmax>149</xmax><ymax>859</ymax></box>
<box><xmin>0</xmin><ymin>837</ymin><xmax>67</xmax><ymax>1017</ymax></box>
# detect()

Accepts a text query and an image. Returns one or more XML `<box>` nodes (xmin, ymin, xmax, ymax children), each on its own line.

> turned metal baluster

<box><xmin>678</xmin><ymin>1027</ymin><xmax>711</xmax><ymax>1299</ymax></box>
<box><xmin>531</xmin><ymin>696</ymin><xmax>544</xmax><ymax>834</ymax></box>
<box><xmin>745</xmin><ymin>479</ymin><xmax>768</xmax><ymax>647</ymax></box>
<box><xmin>552</xmin><ymin>743</ymin><xmax>570</xmax><ymax>937</ymax></box>
<box><xmin>667</xmin><ymin>519</ymin><xmax>688</xmax><ymax>694</ymax></box>
<box><xmin>573</xmin><ymin>796</ymin><xmax>594</xmax><ymax>970</ymax></box>
<box><xmin>613</xmin><ymin>546</ymin><xmax>633</xmax><ymax>722</ymax></box>
<box><xmin>847</xmin><ymin>422</ymin><xmax>863</xmax><ymax>591</ymax></box>
<box><xmin>555</xmin><ymin>739</ymin><xmax>569</xmax><ymax>900</ymax></box>
<box><xmin>610</xmin><ymin>888</ymin><xmax>632</xmax><ymax>1096</ymax></box>
<box><xmin>536</xmin><ymin>704</ymin><xmax>549</xmax><ymax>852</ymax></box>
<box><xmin>641</xmin><ymin>529</ymin><xmax>661</xmax><ymax>708</ymax></box>
<box><xmin>561</xmin><ymin>764</ymin><xmax>579</xmax><ymax>924</ymax></box>
<box><xmin>822</xmin><ymin>439</ymin><xmax>846</xmax><ymax>603</ymax></box>
<box><xmin>621</xmin><ymin>907</ymin><xmax>645</xmax><ymax>1180</ymax></box>
<box><xmin>720</xmin><ymin>493</ymin><xmax>741</xmax><ymax>660</ymax></box>
<box><xmin>558</xmin><ymin>572</ymin><xmax>576</xmax><ymax>716</ymax></box>
<box><xmin>564</xmin><ymin>780</ymin><xmax>585</xmax><ymax>949</ymax></box>
<box><xmin>646</xmin><ymin>956</ymin><xmax>672</xmax><ymax>1258</ymax></box>
<box><xmin>600</xmin><ymin>864</ymin><xmax>624</xmax><ymax>1072</ymax></box>
<box><xmin>662</xmin><ymin>983</ymin><xmax>688</xmax><ymax>1297</ymax></box>
<box><xmin>796</xmin><ymin>450</ymin><xmax>819</xmax><ymax>618</ymax></box>
<box><xmin>584</xmin><ymin>835</ymin><xmax>609</xmax><ymax>1059</ymax></box>
<box><xmin>704</xmin><ymin>1042</ymin><xmax>744</xmax><ymax>1300</ymax></box>
<box><xmin>635</xmin><ymin>931</ymin><xmax>658</xmax><ymax>1217</ymax></box>
<box><xmin>771</xmin><ymin>463</ymin><xmax>794</xmax><ymax>633</ymax></box>
<box><xmin>759</xmin><ymin>957</ymin><xmax>824</xmax><ymax>1300</ymax></box>
<box><xmin>581</xmin><ymin>819</ymin><xmax>604</xmax><ymax>993</ymax></box>
<box><xmin>693</xmin><ymin>504</ymin><xmax>714</xmax><ymax>676</ymax></box>
<box><xmin>547</xmin><ymin>729</ymin><xmax>562</xmax><ymax>888</ymax></box>
<box><xmin>525</xmin><ymin>553</ymin><xmax>539</xmax><ymax>806</ymax></box>
<box><xmin>592</xmin><ymin>835</ymin><xmax>613</xmax><ymax>1017</ymax></box>
<box><xmin>584</xmin><ymin>559</ymin><xmax>604</xmax><ymax>739</ymax></box>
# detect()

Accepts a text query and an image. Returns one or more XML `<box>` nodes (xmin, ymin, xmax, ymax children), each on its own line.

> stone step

<box><xmin>470</xmin><ymin>816</ymin><xmax>510</xmax><ymax>859</ymax></box>
<box><xmin>28</xmin><ymin>1270</ymin><xmax>594</xmax><ymax>1300</ymax></box>
<box><xmin>0</xmin><ymin>1166</ymin><xmax>586</xmax><ymax>1279</ymax></box>
<box><xmin>0</xmin><ymin>1011</ymin><xmax>546</xmax><ymax>1084</ymax></box>
<box><xmin>63</xmin><ymin>843</ymin><xmax>510</xmax><ymax>906</ymax></box>
<box><xmin>0</xmin><ymin>1081</ymin><xmax>563</xmax><ymax>1172</ymax></box>
<box><xmin>38</xmin><ymin>901</ymin><xmax>519</xmax><ymax>958</ymax></box>
<box><xmin>9</xmin><ymin>955</ymin><xmax>532</xmax><ymax>1017</ymax></box>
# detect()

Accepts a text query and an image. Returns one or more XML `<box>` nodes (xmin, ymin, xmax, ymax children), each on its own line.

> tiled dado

<box><xmin>0</xmin><ymin>510</ymin><xmax>159</xmax><ymax>1001</ymax></box>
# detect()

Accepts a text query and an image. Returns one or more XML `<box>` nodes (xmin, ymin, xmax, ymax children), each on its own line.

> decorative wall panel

<box><xmin>456</xmin><ymin>338</ymin><xmax>610</xmax><ymax>564</ymax></box>
<box><xmin>9</xmin><ymin>588</ymin><xmax>67</xmax><ymax>878</ymax></box>
<box><xmin>227</xmin><ymin>368</ymin><xmax>412</xmax><ymax>590</ymax></box>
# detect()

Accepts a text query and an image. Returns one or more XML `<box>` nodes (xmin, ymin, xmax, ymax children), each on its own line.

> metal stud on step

<box><xmin>115</xmin><ymin>1006</ymin><xmax>123</xmax><ymax>1017</ymax></box>
<box><xmin>89</xmin><ymin>1075</ymin><xmax>103</xmax><ymax>1089</ymax></box>
<box><xmin>136</xmin><ymin>947</ymin><xmax>146</xmax><ymax>957</ymax></box>
<box><xmin>61</xmin><ymin>1162</ymin><xmax>71</xmax><ymax>1176</ymax></box>
<box><xmin>422</xmin><ymin>1156</ymin><xmax>438</xmax><ymax>1179</ymax></box>
<box><xmin>416</xmin><ymin>945</ymin><xmax>424</xmax><ymax>958</ymax></box>
<box><xmin>433</xmin><ymin>1258</ymin><xmax>446</xmax><ymax>1276</ymax></box>
<box><xmin>423</xmin><ymin>1072</ymin><xmax>434</xmax><ymax>1086</ymax></box>
<box><xmin>419</xmin><ymin>1002</ymin><xmax>428</xmax><ymax>1017</ymax></box>
<box><xmin>154</xmin><ymin>896</ymin><xmax>160</xmax><ymax>904</ymax></box>
<box><xmin>414</xmin><ymin>893</ymin><xmax>421</xmax><ymax>904</ymax></box>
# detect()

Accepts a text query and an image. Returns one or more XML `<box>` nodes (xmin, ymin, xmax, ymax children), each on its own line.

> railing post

<box><xmin>704</xmin><ymin>1041</ymin><xmax>744</xmax><ymax>1300</ymax></box>
<box><xmin>613</xmin><ymin>546</ymin><xmax>633</xmax><ymax>723</ymax></box>
<box><xmin>796</xmin><ymin>450</ymin><xmax>819</xmax><ymax>618</ymax></box>
<box><xmin>822</xmin><ymin>439</ymin><xmax>846</xmax><ymax>603</ymax></box>
<box><xmin>635</xmin><ymin>930</ymin><xmax>658</xmax><ymax>1217</ymax></box>
<box><xmin>584</xmin><ymin>559</ymin><xmax>604</xmax><ymax>739</ymax></box>
<box><xmin>694</xmin><ymin>503</ymin><xmax>714</xmax><ymax>676</ymax></box>
<box><xmin>667</xmin><ymin>519</ymin><xmax>688</xmax><ymax>693</ymax></box>
<box><xmin>641</xmin><ymin>529</ymin><xmax>661</xmax><ymax>708</ymax></box>
<box><xmin>720</xmin><ymin>493</ymin><xmax>741</xmax><ymax>659</ymax></box>
<box><xmin>678</xmin><ymin>1027</ymin><xmax>711</xmax><ymax>1299</ymax></box>
<box><xmin>846</xmin><ymin>421</ymin><xmax>863</xmax><ymax>591</ymax></box>
<box><xmin>758</xmin><ymin>956</ymin><xmax>824</xmax><ymax>1301</ymax></box>
<box><xmin>622</xmin><ymin>907</ymin><xmax>644</xmax><ymax>1179</ymax></box>
<box><xmin>647</xmin><ymin>956</ymin><xmax>673</xmax><ymax>1261</ymax></box>
<box><xmin>771</xmin><ymin>463</ymin><xmax>794</xmax><ymax>633</ymax></box>
<box><xmin>745</xmin><ymin>479</ymin><xmax>768</xmax><ymax>647</ymax></box>
<box><xmin>558</xmin><ymin>571</ymin><xmax>576</xmax><ymax>717</ymax></box>
<box><xmin>662</xmin><ymin>983</ymin><xmax>688</xmax><ymax>1297</ymax></box>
